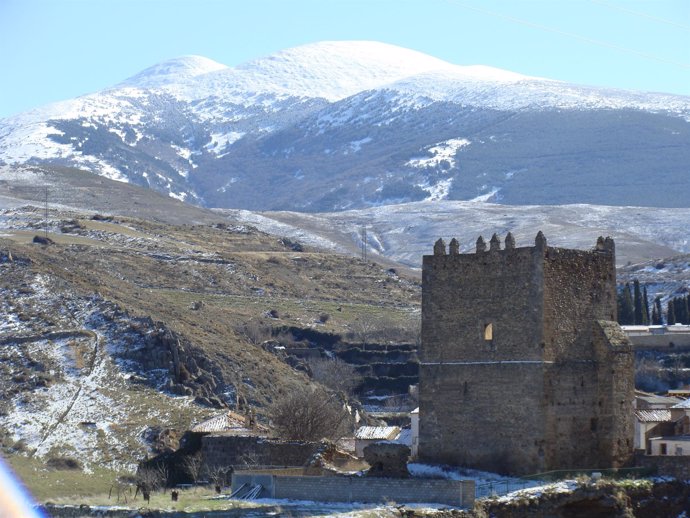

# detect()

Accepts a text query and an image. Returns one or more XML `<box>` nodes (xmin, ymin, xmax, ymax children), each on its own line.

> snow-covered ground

<box><xmin>0</xmin><ymin>265</ymin><xmax>208</xmax><ymax>472</ymax></box>
<box><xmin>227</xmin><ymin>199</ymin><xmax>690</xmax><ymax>271</ymax></box>
<box><xmin>406</xmin><ymin>138</ymin><xmax>470</xmax><ymax>170</ymax></box>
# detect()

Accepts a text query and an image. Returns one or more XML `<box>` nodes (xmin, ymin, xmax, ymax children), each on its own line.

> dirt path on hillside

<box><xmin>32</xmin><ymin>330</ymin><xmax>103</xmax><ymax>455</ymax></box>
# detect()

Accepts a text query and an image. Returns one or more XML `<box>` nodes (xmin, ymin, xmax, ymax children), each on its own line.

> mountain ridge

<box><xmin>1</xmin><ymin>40</ymin><xmax>689</xmax><ymax>211</ymax></box>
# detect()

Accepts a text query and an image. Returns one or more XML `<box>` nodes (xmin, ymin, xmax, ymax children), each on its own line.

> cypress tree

<box><xmin>672</xmin><ymin>296</ymin><xmax>689</xmax><ymax>324</ymax></box>
<box><xmin>618</xmin><ymin>283</ymin><xmax>635</xmax><ymax>325</ymax></box>
<box><xmin>655</xmin><ymin>297</ymin><xmax>664</xmax><ymax>325</ymax></box>
<box><xmin>651</xmin><ymin>305</ymin><xmax>659</xmax><ymax>326</ymax></box>
<box><xmin>633</xmin><ymin>280</ymin><xmax>644</xmax><ymax>325</ymax></box>
<box><xmin>668</xmin><ymin>300</ymin><xmax>677</xmax><ymax>325</ymax></box>
<box><xmin>642</xmin><ymin>286</ymin><xmax>650</xmax><ymax>325</ymax></box>
<box><xmin>675</xmin><ymin>297</ymin><xmax>690</xmax><ymax>324</ymax></box>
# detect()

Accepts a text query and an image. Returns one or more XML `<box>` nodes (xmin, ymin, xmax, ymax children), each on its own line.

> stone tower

<box><xmin>418</xmin><ymin>233</ymin><xmax>634</xmax><ymax>475</ymax></box>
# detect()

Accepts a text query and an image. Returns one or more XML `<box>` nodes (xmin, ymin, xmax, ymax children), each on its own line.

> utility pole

<box><xmin>360</xmin><ymin>226</ymin><xmax>367</xmax><ymax>261</ymax></box>
<box><xmin>44</xmin><ymin>186</ymin><xmax>49</xmax><ymax>239</ymax></box>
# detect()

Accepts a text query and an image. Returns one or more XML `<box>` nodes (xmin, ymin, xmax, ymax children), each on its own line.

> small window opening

<box><xmin>484</xmin><ymin>323</ymin><xmax>493</xmax><ymax>341</ymax></box>
<box><xmin>660</xmin><ymin>443</ymin><xmax>667</xmax><ymax>455</ymax></box>
<box><xmin>590</xmin><ymin>417</ymin><xmax>598</xmax><ymax>432</ymax></box>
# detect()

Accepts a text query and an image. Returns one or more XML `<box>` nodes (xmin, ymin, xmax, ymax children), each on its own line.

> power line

<box><xmin>443</xmin><ymin>0</ymin><xmax>690</xmax><ymax>70</ymax></box>
<box><xmin>590</xmin><ymin>0</ymin><xmax>690</xmax><ymax>32</ymax></box>
<box><xmin>44</xmin><ymin>186</ymin><xmax>49</xmax><ymax>239</ymax></box>
<box><xmin>361</xmin><ymin>226</ymin><xmax>368</xmax><ymax>261</ymax></box>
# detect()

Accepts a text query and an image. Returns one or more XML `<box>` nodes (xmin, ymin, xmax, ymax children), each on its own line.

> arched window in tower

<box><xmin>484</xmin><ymin>323</ymin><xmax>493</xmax><ymax>341</ymax></box>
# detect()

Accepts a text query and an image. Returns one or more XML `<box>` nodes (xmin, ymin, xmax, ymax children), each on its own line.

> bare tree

<box><xmin>350</xmin><ymin>316</ymin><xmax>378</xmax><ymax>346</ymax></box>
<box><xmin>182</xmin><ymin>453</ymin><xmax>203</xmax><ymax>484</ymax></box>
<box><xmin>235</xmin><ymin>320</ymin><xmax>270</xmax><ymax>345</ymax></box>
<box><xmin>135</xmin><ymin>465</ymin><xmax>166</xmax><ymax>502</ymax></box>
<box><xmin>108</xmin><ymin>478</ymin><xmax>131</xmax><ymax>503</ymax></box>
<box><xmin>203</xmin><ymin>464</ymin><xmax>231</xmax><ymax>493</ymax></box>
<box><xmin>268</xmin><ymin>385</ymin><xmax>353</xmax><ymax>441</ymax></box>
<box><xmin>307</xmin><ymin>357</ymin><xmax>362</xmax><ymax>396</ymax></box>
<box><xmin>402</xmin><ymin>312</ymin><xmax>421</xmax><ymax>348</ymax></box>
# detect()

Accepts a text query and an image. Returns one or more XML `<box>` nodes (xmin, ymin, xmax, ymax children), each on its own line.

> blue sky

<box><xmin>0</xmin><ymin>0</ymin><xmax>688</xmax><ymax>118</ymax></box>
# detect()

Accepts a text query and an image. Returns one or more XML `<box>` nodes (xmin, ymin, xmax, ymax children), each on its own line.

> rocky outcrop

<box><xmin>405</xmin><ymin>479</ymin><xmax>690</xmax><ymax>518</ymax></box>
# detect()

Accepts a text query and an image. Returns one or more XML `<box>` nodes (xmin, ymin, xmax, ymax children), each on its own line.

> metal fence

<box><xmin>475</xmin><ymin>479</ymin><xmax>537</xmax><ymax>498</ymax></box>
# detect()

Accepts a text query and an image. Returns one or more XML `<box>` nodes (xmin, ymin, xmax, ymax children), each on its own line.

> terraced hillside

<box><xmin>0</xmin><ymin>199</ymin><xmax>419</xmax><ymax>475</ymax></box>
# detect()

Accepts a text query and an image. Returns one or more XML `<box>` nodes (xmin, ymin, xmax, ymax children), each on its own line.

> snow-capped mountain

<box><xmin>1</xmin><ymin>40</ymin><xmax>689</xmax><ymax>211</ymax></box>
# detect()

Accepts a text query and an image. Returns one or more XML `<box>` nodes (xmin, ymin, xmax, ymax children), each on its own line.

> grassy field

<box><xmin>6</xmin><ymin>455</ymin><xmax>122</xmax><ymax>502</ymax></box>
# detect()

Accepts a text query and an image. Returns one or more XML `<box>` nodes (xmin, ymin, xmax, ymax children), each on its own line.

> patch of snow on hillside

<box><xmin>108</xmin><ymin>127</ymin><xmax>126</xmax><ymax>141</ymax></box>
<box><xmin>349</xmin><ymin>137</ymin><xmax>372</xmax><ymax>153</ymax></box>
<box><xmin>169</xmin><ymin>191</ymin><xmax>188</xmax><ymax>201</ymax></box>
<box><xmin>73</xmin><ymin>156</ymin><xmax>128</xmax><ymax>183</ymax></box>
<box><xmin>406</xmin><ymin>138</ymin><xmax>470</xmax><ymax>169</ymax></box>
<box><xmin>471</xmin><ymin>188</ymin><xmax>500</xmax><ymax>202</ymax></box>
<box><xmin>422</xmin><ymin>178</ymin><xmax>454</xmax><ymax>201</ymax></box>
<box><xmin>218</xmin><ymin>177</ymin><xmax>239</xmax><ymax>193</ymax></box>
<box><xmin>205</xmin><ymin>131</ymin><xmax>244</xmax><ymax>156</ymax></box>
<box><xmin>226</xmin><ymin>210</ymin><xmax>344</xmax><ymax>252</ymax></box>
<box><xmin>171</xmin><ymin>144</ymin><xmax>192</xmax><ymax>160</ymax></box>
<box><xmin>0</xmin><ymin>122</ymin><xmax>73</xmax><ymax>162</ymax></box>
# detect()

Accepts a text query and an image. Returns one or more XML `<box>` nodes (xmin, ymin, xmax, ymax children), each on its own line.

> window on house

<box><xmin>660</xmin><ymin>443</ymin><xmax>667</xmax><ymax>455</ymax></box>
<box><xmin>484</xmin><ymin>323</ymin><xmax>493</xmax><ymax>341</ymax></box>
<box><xmin>676</xmin><ymin>446</ymin><xmax>683</xmax><ymax>456</ymax></box>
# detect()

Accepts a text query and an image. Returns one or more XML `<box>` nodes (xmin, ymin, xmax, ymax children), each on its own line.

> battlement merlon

<box><xmin>425</xmin><ymin>232</ymin><xmax>616</xmax><ymax>258</ymax></box>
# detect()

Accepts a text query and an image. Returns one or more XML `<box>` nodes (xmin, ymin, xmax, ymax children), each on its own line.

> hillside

<box><xmin>1</xmin><ymin>41</ymin><xmax>689</xmax><ymax>211</ymax></box>
<box><xmin>224</xmin><ymin>200</ymin><xmax>689</xmax><ymax>269</ymax></box>
<box><xmin>0</xmin><ymin>174</ymin><xmax>420</xmax><ymax>473</ymax></box>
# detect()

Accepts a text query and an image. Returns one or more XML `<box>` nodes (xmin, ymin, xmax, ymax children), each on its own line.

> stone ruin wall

<box><xmin>201</xmin><ymin>435</ymin><xmax>322</xmax><ymax>471</ymax></box>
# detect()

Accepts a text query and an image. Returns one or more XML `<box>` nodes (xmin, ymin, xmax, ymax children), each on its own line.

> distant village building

<box><xmin>354</xmin><ymin>426</ymin><xmax>400</xmax><ymax>457</ymax></box>
<box><xmin>418</xmin><ymin>232</ymin><xmax>635</xmax><ymax>475</ymax></box>
<box><xmin>633</xmin><ymin>391</ymin><xmax>681</xmax><ymax>451</ymax></box>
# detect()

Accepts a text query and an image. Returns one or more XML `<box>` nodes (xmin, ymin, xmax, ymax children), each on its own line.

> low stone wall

<box><xmin>202</xmin><ymin>435</ymin><xmax>322</xmax><ymax>469</ymax></box>
<box><xmin>232</xmin><ymin>472</ymin><xmax>475</xmax><ymax>508</ymax></box>
<box><xmin>637</xmin><ymin>454</ymin><xmax>690</xmax><ymax>479</ymax></box>
<box><xmin>628</xmin><ymin>333</ymin><xmax>690</xmax><ymax>351</ymax></box>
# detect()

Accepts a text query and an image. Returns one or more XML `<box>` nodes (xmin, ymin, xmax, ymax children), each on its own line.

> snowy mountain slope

<box><xmin>119</xmin><ymin>55</ymin><xmax>229</xmax><ymax>89</ymax></box>
<box><xmin>1</xmin><ymin>40</ymin><xmax>689</xmax><ymax>211</ymax></box>
<box><xmin>224</xmin><ymin>200</ymin><xmax>690</xmax><ymax>269</ymax></box>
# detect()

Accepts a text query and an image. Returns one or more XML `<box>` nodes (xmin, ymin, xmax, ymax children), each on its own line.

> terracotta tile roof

<box><xmin>636</xmin><ymin>393</ymin><xmax>682</xmax><ymax>407</ymax></box>
<box><xmin>191</xmin><ymin>410</ymin><xmax>268</xmax><ymax>434</ymax></box>
<box><xmin>354</xmin><ymin>426</ymin><xmax>400</xmax><ymax>440</ymax></box>
<box><xmin>635</xmin><ymin>409</ymin><xmax>672</xmax><ymax>423</ymax></box>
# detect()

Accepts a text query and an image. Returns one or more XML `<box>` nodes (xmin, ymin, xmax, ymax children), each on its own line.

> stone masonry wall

<box><xmin>594</xmin><ymin>321</ymin><xmax>635</xmax><ymax>467</ymax></box>
<box><xmin>637</xmin><ymin>454</ymin><xmax>690</xmax><ymax>479</ymax></box>
<box><xmin>201</xmin><ymin>435</ymin><xmax>322</xmax><ymax>470</ymax></box>
<box><xmin>419</xmin><ymin>234</ymin><xmax>634</xmax><ymax>475</ymax></box>
<box><xmin>421</xmin><ymin>245</ymin><xmax>544</xmax><ymax>363</ymax></box>
<box><xmin>420</xmin><ymin>362</ymin><xmax>547</xmax><ymax>474</ymax></box>
<box><xmin>232</xmin><ymin>472</ymin><xmax>475</xmax><ymax>508</ymax></box>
